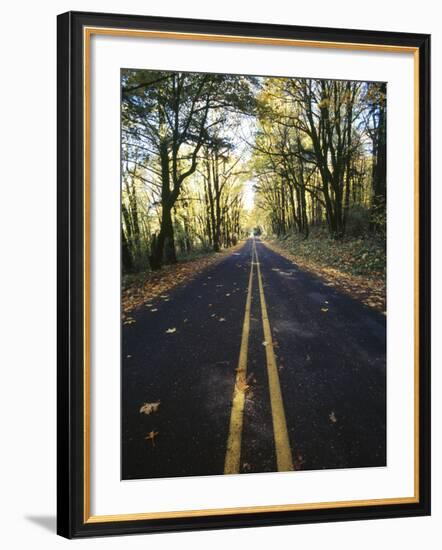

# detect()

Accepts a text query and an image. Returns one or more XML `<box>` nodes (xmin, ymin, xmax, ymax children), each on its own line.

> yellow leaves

<box><xmin>139</xmin><ymin>401</ymin><xmax>160</xmax><ymax>415</ymax></box>
<box><xmin>124</xmin><ymin>317</ymin><xmax>136</xmax><ymax>326</ymax></box>
<box><xmin>321</xmin><ymin>307</ymin><xmax>329</xmax><ymax>313</ymax></box>
<box><xmin>145</xmin><ymin>430</ymin><xmax>159</xmax><ymax>446</ymax></box>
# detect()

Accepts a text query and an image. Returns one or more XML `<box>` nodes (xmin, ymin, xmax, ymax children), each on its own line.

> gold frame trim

<box><xmin>83</xmin><ymin>26</ymin><xmax>420</xmax><ymax>524</ymax></box>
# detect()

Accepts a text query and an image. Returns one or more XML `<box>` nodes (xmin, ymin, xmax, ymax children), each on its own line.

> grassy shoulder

<box><xmin>263</xmin><ymin>230</ymin><xmax>386</xmax><ymax>313</ymax></box>
<box><xmin>122</xmin><ymin>243</ymin><xmax>243</xmax><ymax>321</ymax></box>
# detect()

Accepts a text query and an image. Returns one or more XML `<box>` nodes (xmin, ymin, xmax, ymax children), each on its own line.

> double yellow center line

<box><xmin>224</xmin><ymin>239</ymin><xmax>294</xmax><ymax>474</ymax></box>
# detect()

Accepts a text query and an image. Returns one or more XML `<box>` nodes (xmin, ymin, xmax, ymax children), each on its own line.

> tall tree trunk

<box><xmin>163</xmin><ymin>206</ymin><xmax>177</xmax><ymax>264</ymax></box>
<box><xmin>149</xmin><ymin>135</ymin><xmax>177</xmax><ymax>270</ymax></box>
<box><xmin>122</xmin><ymin>227</ymin><xmax>133</xmax><ymax>273</ymax></box>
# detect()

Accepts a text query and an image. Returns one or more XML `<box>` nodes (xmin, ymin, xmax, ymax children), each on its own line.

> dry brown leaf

<box><xmin>236</xmin><ymin>379</ymin><xmax>249</xmax><ymax>393</ymax></box>
<box><xmin>145</xmin><ymin>430</ymin><xmax>159</xmax><ymax>446</ymax></box>
<box><xmin>139</xmin><ymin>401</ymin><xmax>160</xmax><ymax>415</ymax></box>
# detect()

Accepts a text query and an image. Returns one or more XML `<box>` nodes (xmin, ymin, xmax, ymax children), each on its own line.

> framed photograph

<box><xmin>57</xmin><ymin>11</ymin><xmax>431</xmax><ymax>538</ymax></box>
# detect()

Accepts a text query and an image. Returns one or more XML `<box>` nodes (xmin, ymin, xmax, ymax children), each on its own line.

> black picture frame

<box><xmin>57</xmin><ymin>10</ymin><xmax>431</xmax><ymax>538</ymax></box>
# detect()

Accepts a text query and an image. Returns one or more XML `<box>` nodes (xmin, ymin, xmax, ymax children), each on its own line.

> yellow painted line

<box><xmin>254</xmin><ymin>242</ymin><xmax>294</xmax><ymax>472</ymax></box>
<box><xmin>224</xmin><ymin>240</ymin><xmax>255</xmax><ymax>474</ymax></box>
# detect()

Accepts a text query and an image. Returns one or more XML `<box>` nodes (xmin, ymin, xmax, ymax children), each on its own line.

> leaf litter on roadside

<box><xmin>121</xmin><ymin>243</ymin><xmax>242</xmax><ymax>322</ymax></box>
<box><xmin>124</xmin><ymin>317</ymin><xmax>136</xmax><ymax>326</ymax></box>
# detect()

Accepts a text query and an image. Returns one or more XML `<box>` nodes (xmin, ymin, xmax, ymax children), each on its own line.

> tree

<box><xmin>122</xmin><ymin>70</ymin><xmax>256</xmax><ymax>269</ymax></box>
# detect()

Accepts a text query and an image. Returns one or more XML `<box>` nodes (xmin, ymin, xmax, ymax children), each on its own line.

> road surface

<box><xmin>122</xmin><ymin>238</ymin><xmax>386</xmax><ymax>479</ymax></box>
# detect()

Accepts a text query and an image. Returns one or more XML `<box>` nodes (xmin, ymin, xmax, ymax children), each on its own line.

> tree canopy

<box><xmin>121</xmin><ymin>70</ymin><xmax>386</xmax><ymax>274</ymax></box>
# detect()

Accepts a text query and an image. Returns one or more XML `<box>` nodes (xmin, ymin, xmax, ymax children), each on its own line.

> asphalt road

<box><xmin>122</xmin><ymin>238</ymin><xmax>386</xmax><ymax>480</ymax></box>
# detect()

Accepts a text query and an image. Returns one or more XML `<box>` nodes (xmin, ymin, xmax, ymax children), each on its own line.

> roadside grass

<box><xmin>264</xmin><ymin>229</ymin><xmax>386</xmax><ymax>313</ymax></box>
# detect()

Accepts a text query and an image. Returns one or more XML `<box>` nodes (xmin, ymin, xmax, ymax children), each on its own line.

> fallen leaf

<box><xmin>150</xmin><ymin>308</ymin><xmax>158</xmax><ymax>312</ymax></box>
<box><xmin>321</xmin><ymin>307</ymin><xmax>329</xmax><ymax>313</ymax></box>
<box><xmin>225</xmin><ymin>293</ymin><xmax>231</xmax><ymax>297</ymax></box>
<box><xmin>262</xmin><ymin>340</ymin><xmax>268</xmax><ymax>346</ymax></box>
<box><xmin>165</xmin><ymin>327</ymin><xmax>176</xmax><ymax>334</ymax></box>
<box><xmin>219</xmin><ymin>317</ymin><xmax>226</xmax><ymax>322</ymax></box>
<box><xmin>236</xmin><ymin>379</ymin><xmax>249</xmax><ymax>393</ymax></box>
<box><xmin>329</xmin><ymin>411</ymin><xmax>337</xmax><ymax>423</ymax></box>
<box><xmin>139</xmin><ymin>401</ymin><xmax>160</xmax><ymax>415</ymax></box>
<box><xmin>145</xmin><ymin>430</ymin><xmax>159</xmax><ymax>446</ymax></box>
